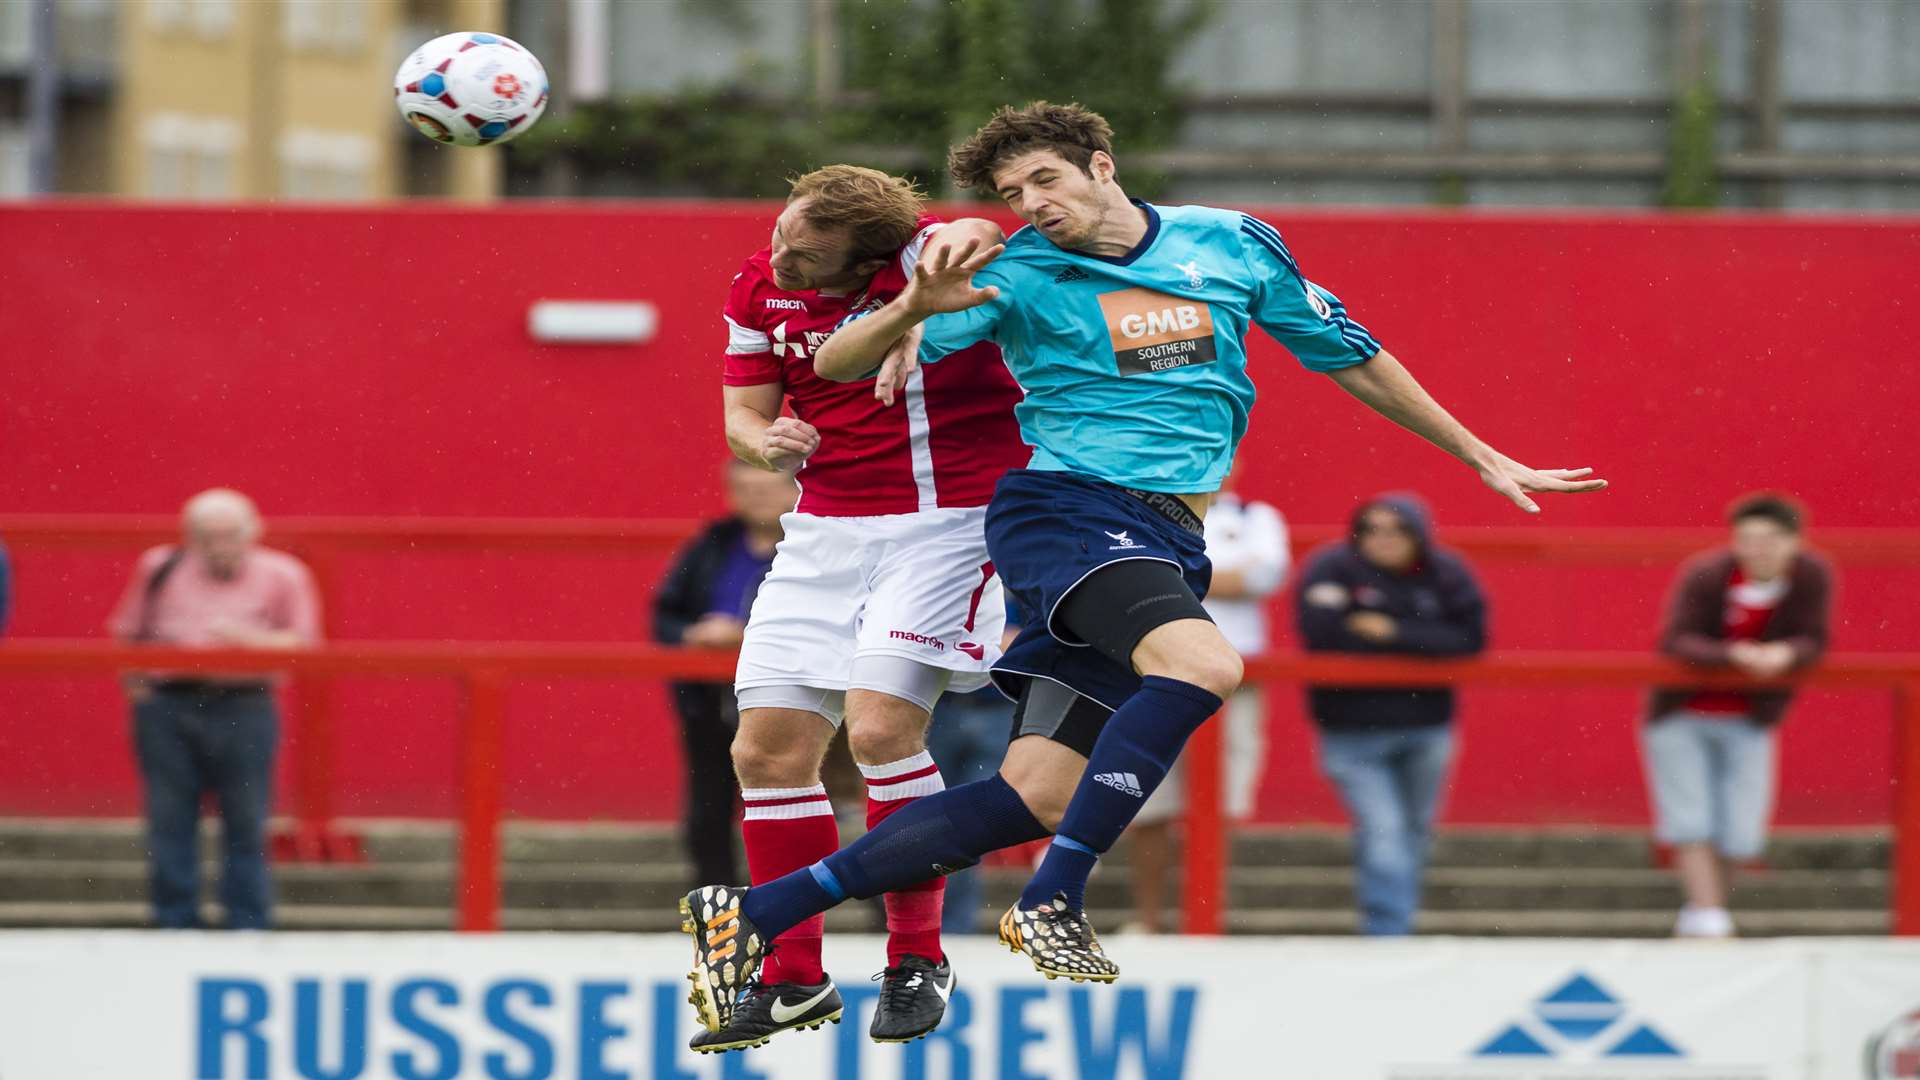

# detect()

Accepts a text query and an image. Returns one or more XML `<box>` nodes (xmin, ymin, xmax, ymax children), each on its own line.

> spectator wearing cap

<box><xmin>1645</xmin><ymin>492</ymin><xmax>1832</xmax><ymax>938</ymax></box>
<box><xmin>653</xmin><ymin>460</ymin><xmax>797</xmax><ymax>888</ymax></box>
<box><xmin>107</xmin><ymin>488</ymin><xmax>321</xmax><ymax>929</ymax></box>
<box><xmin>1295</xmin><ymin>493</ymin><xmax>1487</xmax><ymax>936</ymax></box>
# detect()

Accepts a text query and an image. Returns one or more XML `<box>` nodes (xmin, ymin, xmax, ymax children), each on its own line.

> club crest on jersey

<box><xmin>1303</xmin><ymin>282</ymin><xmax>1333</xmax><ymax>320</ymax></box>
<box><xmin>765</xmin><ymin>298</ymin><xmax>807</xmax><ymax>311</ymax></box>
<box><xmin>1174</xmin><ymin>259</ymin><xmax>1207</xmax><ymax>289</ymax></box>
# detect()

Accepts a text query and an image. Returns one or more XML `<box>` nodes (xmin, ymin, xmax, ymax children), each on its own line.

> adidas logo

<box><xmin>1092</xmin><ymin>771</ymin><xmax>1143</xmax><ymax>798</ymax></box>
<box><xmin>1052</xmin><ymin>265</ymin><xmax>1090</xmax><ymax>284</ymax></box>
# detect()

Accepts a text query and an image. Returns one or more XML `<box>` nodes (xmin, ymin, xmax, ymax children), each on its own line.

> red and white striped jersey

<box><xmin>721</xmin><ymin>216</ymin><xmax>1027</xmax><ymax>517</ymax></box>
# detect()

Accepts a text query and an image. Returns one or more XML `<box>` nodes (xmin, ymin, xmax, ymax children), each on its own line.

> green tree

<box><xmin>1660</xmin><ymin>77</ymin><xmax>1720</xmax><ymax>209</ymax></box>
<box><xmin>514</xmin><ymin>0</ymin><xmax>1215</xmax><ymax>198</ymax></box>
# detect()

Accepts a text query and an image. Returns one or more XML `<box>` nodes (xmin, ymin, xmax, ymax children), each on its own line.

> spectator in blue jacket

<box><xmin>1295</xmin><ymin>493</ymin><xmax>1487</xmax><ymax>935</ymax></box>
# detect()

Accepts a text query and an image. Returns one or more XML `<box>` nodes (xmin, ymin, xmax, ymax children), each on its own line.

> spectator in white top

<box><xmin>1122</xmin><ymin>461</ymin><xmax>1290</xmax><ymax>932</ymax></box>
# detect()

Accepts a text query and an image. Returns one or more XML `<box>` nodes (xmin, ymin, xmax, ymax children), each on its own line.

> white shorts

<box><xmin>736</xmin><ymin>507</ymin><xmax>1005</xmax><ymax>716</ymax></box>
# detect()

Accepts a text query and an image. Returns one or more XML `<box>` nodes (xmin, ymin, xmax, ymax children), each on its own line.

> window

<box><xmin>146</xmin><ymin>0</ymin><xmax>188</xmax><ymax>32</ymax></box>
<box><xmin>148</xmin><ymin>0</ymin><xmax>230</xmax><ymax>38</ymax></box>
<box><xmin>0</xmin><ymin>127</ymin><xmax>30</xmax><ymax>198</ymax></box>
<box><xmin>285</xmin><ymin>0</ymin><xmax>367</xmax><ymax>52</ymax></box>
<box><xmin>190</xmin><ymin>0</ymin><xmax>234</xmax><ymax>37</ymax></box>
<box><xmin>142</xmin><ymin>113</ymin><xmax>240</xmax><ymax>200</ymax></box>
<box><xmin>283</xmin><ymin>0</ymin><xmax>324</xmax><ymax>48</ymax></box>
<box><xmin>279</xmin><ymin>130</ymin><xmax>378</xmax><ymax>201</ymax></box>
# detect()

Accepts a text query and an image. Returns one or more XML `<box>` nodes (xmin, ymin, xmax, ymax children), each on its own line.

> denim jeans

<box><xmin>926</xmin><ymin>687</ymin><xmax>1015</xmax><ymax>934</ymax></box>
<box><xmin>1316</xmin><ymin>724</ymin><xmax>1455</xmax><ymax>936</ymax></box>
<box><xmin>132</xmin><ymin>686</ymin><xmax>279</xmax><ymax>929</ymax></box>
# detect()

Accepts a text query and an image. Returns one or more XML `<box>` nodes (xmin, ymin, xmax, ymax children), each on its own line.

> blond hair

<box><xmin>786</xmin><ymin>165</ymin><xmax>925</xmax><ymax>266</ymax></box>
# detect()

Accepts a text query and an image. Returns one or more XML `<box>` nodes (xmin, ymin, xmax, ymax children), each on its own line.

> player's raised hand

<box><xmin>901</xmin><ymin>237</ymin><xmax>1004</xmax><ymax>317</ymax></box>
<box><xmin>873</xmin><ymin>323</ymin><xmax>924</xmax><ymax>407</ymax></box>
<box><xmin>760</xmin><ymin>417</ymin><xmax>820</xmax><ymax>472</ymax></box>
<box><xmin>1477</xmin><ymin>454</ymin><xmax>1607</xmax><ymax>514</ymax></box>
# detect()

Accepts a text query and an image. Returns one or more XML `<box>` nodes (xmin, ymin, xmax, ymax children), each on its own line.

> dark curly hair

<box><xmin>947</xmin><ymin>101</ymin><xmax>1115</xmax><ymax>194</ymax></box>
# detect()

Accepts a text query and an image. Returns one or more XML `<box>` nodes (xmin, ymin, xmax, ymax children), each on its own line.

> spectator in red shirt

<box><xmin>1644</xmin><ymin>492</ymin><xmax>1832</xmax><ymax>938</ymax></box>
<box><xmin>107</xmin><ymin>489</ymin><xmax>321</xmax><ymax>929</ymax></box>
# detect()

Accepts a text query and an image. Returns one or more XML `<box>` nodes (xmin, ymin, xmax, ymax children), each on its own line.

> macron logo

<box><xmin>765</xmin><ymin>298</ymin><xmax>807</xmax><ymax>311</ymax></box>
<box><xmin>1093</xmin><ymin>771</ymin><xmax>1144</xmax><ymax>798</ymax></box>
<box><xmin>888</xmin><ymin>630</ymin><xmax>946</xmax><ymax>652</ymax></box>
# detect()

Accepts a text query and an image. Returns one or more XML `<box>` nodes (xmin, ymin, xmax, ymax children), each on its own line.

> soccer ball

<box><xmin>393</xmin><ymin>32</ymin><xmax>548</xmax><ymax>147</ymax></box>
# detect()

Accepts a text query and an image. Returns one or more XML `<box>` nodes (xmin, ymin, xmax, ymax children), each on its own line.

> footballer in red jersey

<box><xmin>687</xmin><ymin>165</ymin><xmax>1025</xmax><ymax>1051</ymax></box>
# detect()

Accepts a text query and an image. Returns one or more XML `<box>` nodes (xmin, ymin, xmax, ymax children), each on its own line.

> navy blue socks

<box><xmin>1020</xmin><ymin>676</ymin><xmax>1223</xmax><ymax>910</ymax></box>
<box><xmin>741</xmin><ymin>774</ymin><xmax>1049</xmax><ymax>942</ymax></box>
<box><xmin>738</xmin><ymin>677</ymin><xmax>1224</xmax><ymax>938</ymax></box>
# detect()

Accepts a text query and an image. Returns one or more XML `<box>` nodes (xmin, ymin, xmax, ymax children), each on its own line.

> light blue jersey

<box><xmin>918</xmin><ymin>201</ymin><xmax>1381</xmax><ymax>493</ymax></box>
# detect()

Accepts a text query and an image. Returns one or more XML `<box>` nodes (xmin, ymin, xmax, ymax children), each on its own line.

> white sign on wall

<box><xmin>0</xmin><ymin>932</ymin><xmax>1910</xmax><ymax>1080</ymax></box>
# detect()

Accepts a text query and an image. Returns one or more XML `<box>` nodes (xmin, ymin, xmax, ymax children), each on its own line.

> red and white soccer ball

<box><xmin>393</xmin><ymin>32</ymin><xmax>548</xmax><ymax>148</ymax></box>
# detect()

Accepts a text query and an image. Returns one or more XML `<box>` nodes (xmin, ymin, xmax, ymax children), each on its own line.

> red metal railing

<box><xmin>8</xmin><ymin>514</ymin><xmax>1920</xmax><ymax>564</ymax></box>
<box><xmin>5</xmin><ymin>514</ymin><xmax>1917</xmax><ymax>934</ymax></box>
<box><xmin>0</xmin><ymin>640</ymin><xmax>1914</xmax><ymax>935</ymax></box>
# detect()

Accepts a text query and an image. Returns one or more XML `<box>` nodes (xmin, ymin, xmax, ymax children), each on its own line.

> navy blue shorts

<box><xmin>985</xmin><ymin>469</ymin><xmax>1212</xmax><ymax>710</ymax></box>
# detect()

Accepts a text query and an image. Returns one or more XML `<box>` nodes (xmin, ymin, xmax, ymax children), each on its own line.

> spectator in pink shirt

<box><xmin>108</xmin><ymin>488</ymin><xmax>320</xmax><ymax>929</ymax></box>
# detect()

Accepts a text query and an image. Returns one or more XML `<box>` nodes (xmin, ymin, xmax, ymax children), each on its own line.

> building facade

<box><xmin>2</xmin><ymin>0</ymin><xmax>507</xmax><ymax>201</ymax></box>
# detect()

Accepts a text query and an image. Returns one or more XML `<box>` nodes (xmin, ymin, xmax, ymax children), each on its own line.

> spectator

<box><xmin>1645</xmin><ymin>492</ymin><xmax>1832</xmax><ymax>939</ymax></box>
<box><xmin>0</xmin><ymin>535</ymin><xmax>11</xmax><ymax>636</ymax></box>
<box><xmin>106</xmin><ymin>489</ymin><xmax>320</xmax><ymax>929</ymax></box>
<box><xmin>1296</xmin><ymin>493</ymin><xmax>1486</xmax><ymax>936</ymax></box>
<box><xmin>653</xmin><ymin>460</ymin><xmax>796</xmax><ymax>888</ymax></box>
<box><xmin>926</xmin><ymin>601</ymin><xmax>1026</xmax><ymax>934</ymax></box>
<box><xmin>1124</xmin><ymin>472</ymin><xmax>1290</xmax><ymax>933</ymax></box>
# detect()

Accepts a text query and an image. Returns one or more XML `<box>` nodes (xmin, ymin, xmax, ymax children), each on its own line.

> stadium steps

<box><xmin>0</xmin><ymin>819</ymin><xmax>1889</xmax><ymax>938</ymax></box>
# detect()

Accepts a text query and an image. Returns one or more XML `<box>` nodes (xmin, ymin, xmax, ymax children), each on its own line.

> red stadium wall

<box><xmin>3</xmin><ymin>203</ymin><xmax>1916</xmax><ymax>828</ymax></box>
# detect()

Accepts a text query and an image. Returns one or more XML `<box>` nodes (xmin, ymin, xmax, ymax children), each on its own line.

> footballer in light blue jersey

<box><xmin>677</xmin><ymin>107</ymin><xmax>1605</xmax><ymax>1014</ymax></box>
<box><xmin>917</xmin><ymin>198</ymin><xmax>1380</xmax><ymax>493</ymax></box>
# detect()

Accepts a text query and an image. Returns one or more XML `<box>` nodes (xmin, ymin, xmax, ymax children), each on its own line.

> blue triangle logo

<box><xmin>1542</xmin><ymin>1016</ymin><xmax>1618</xmax><ymax>1042</ymax></box>
<box><xmin>1540</xmin><ymin>974</ymin><xmax>1618</xmax><ymax>1006</ymax></box>
<box><xmin>1476</xmin><ymin>1024</ymin><xmax>1554</xmax><ymax>1057</ymax></box>
<box><xmin>1606</xmin><ymin>1024</ymin><xmax>1683</xmax><ymax>1057</ymax></box>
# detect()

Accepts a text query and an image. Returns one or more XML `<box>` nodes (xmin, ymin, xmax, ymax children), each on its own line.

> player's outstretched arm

<box><xmin>1326</xmin><ymin>349</ymin><xmax>1607</xmax><ymax>514</ymax></box>
<box><xmin>814</xmin><ymin>237</ymin><xmax>1004</xmax><ymax>383</ymax></box>
<box><xmin>724</xmin><ymin>383</ymin><xmax>818</xmax><ymax>472</ymax></box>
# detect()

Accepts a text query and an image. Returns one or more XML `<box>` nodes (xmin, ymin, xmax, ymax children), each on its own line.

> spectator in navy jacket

<box><xmin>1295</xmin><ymin>493</ymin><xmax>1487</xmax><ymax>935</ymax></box>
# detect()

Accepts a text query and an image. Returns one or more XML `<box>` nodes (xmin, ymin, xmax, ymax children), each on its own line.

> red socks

<box><xmin>740</xmin><ymin>783</ymin><xmax>838</xmax><ymax>985</ymax></box>
<box><xmin>860</xmin><ymin>751</ymin><xmax>947</xmax><ymax>966</ymax></box>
